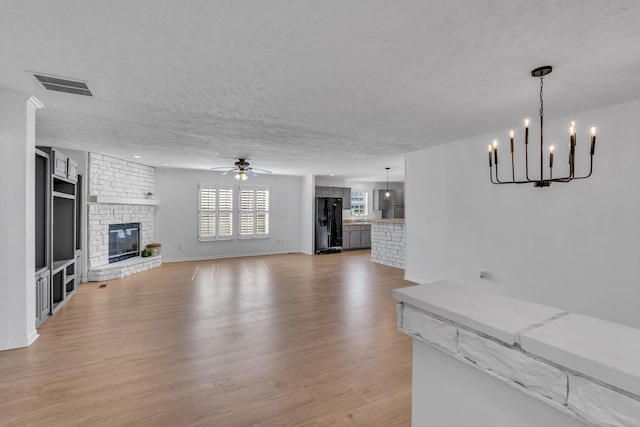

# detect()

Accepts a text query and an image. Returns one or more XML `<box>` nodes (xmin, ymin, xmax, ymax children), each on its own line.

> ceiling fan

<box><xmin>211</xmin><ymin>158</ymin><xmax>273</xmax><ymax>181</ymax></box>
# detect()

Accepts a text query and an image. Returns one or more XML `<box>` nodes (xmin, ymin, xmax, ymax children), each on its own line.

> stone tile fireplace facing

<box><xmin>87</xmin><ymin>152</ymin><xmax>161</xmax><ymax>281</ymax></box>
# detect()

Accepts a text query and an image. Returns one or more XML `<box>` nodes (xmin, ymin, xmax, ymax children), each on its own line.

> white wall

<box><xmin>0</xmin><ymin>91</ymin><xmax>41</xmax><ymax>350</ymax></box>
<box><xmin>405</xmin><ymin>100</ymin><xmax>640</xmax><ymax>329</ymax></box>
<box><xmin>300</xmin><ymin>175</ymin><xmax>315</xmax><ymax>254</ymax></box>
<box><xmin>155</xmin><ymin>168</ymin><xmax>303</xmax><ymax>261</ymax></box>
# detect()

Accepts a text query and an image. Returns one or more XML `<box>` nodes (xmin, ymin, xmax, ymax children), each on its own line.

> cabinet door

<box><xmin>332</xmin><ymin>187</ymin><xmax>343</xmax><ymax>198</ymax></box>
<box><xmin>342</xmin><ymin>188</ymin><xmax>351</xmax><ymax>210</ymax></box>
<box><xmin>315</xmin><ymin>186</ymin><xmax>321</xmax><ymax>196</ymax></box>
<box><xmin>361</xmin><ymin>229</ymin><xmax>371</xmax><ymax>248</ymax></box>
<box><xmin>321</xmin><ymin>187</ymin><xmax>332</xmax><ymax>197</ymax></box>
<box><xmin>342</xmin><ymin>227</ymin><xmax>350</xmax><ymax>249</ymax></box>
<box><xmin>66</xmin><ymin>159</ymin><xmax>78</xmax><ymax>182</ymax></box>
<box><xmin>53</xmin><ymin>152</ymin><xmax>68</xmax><ymax>179</ymax></box>
<box><xmin>351</xmin><ymin>228</ymin><xmax>362</xmax><ymax>249</ymax></box>
<box><xmin>40</xmin><ymin>273</ymin><xmax>50</xmax><ymax>318</ymax></box>
<box><xmin>35</xmin><ymin>276</ymin><xmax>41</xmax><ymax>323</ymax></box>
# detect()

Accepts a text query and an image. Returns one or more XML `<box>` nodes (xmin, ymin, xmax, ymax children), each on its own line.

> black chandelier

<box><xmin>488</xmin><ymin>66</ymin><xmax>597</xmax><ymax>188</ymax></box>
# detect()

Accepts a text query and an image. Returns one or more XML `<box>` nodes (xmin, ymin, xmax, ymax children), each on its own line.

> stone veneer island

<box><xmin>394</xmin><ymin>281</ymin><xmax>640</xmax><ymax>427</ymax></box>
<box><xmin>370</xmin><ymin>219</ymin><xmax>405</xmax><ymax>269</ymax></box>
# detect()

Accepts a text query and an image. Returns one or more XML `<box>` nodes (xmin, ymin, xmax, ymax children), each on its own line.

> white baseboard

<box><xmin>0</xmin><ymin>330</ymin><xmax>39</xmax><ymax>352</ymax></box>
<box><xmin>163</xmin><ymin>250</ymin><xmax>304</xmax><ymax>263</ymax></box>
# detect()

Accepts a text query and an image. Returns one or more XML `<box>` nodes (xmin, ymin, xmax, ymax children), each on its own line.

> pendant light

<box><xmin>385</xmin><ymin>167</ymin><xmax>391</xmax><ymax>199</ymax></box>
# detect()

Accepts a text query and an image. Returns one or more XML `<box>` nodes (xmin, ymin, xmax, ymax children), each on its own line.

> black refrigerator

<box><xmin>315</xmin><ymin>197</ymin><xmax>343</xmax><ymax>254</ymax></box>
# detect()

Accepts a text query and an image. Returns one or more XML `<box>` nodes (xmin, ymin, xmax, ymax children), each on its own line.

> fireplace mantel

<box><xmin>88</xmin><ymin>195</ymin><xmax>159</xmax><ymax>206</ymax></box>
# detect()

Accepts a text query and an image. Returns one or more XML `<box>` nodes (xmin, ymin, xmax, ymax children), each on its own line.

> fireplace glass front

<box><xmin>108</xmin><ymin>222</ymin><xmax>140</xmax><ymax>263</ymax></box>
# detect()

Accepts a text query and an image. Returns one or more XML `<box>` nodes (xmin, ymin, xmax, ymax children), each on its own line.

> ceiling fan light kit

<box><xmin>488</xmin><ymin>66</ymin><xmax>597</xmax><ymax>188</ymax></box>
<box><xmin>211</xmin><ymin>158</ymin><xmax>273</xmax><ymax>180</ymax></box>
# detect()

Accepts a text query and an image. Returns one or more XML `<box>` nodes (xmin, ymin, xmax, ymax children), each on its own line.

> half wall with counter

<box><xmin>394</xmin><ymin>281</ymin><xmax>640</xmax><ymax>427</ymax></box>
<box><xmin>370</xmin><ymin>219</ymin><xmax>405</xmax><ymax>269</ymax></box>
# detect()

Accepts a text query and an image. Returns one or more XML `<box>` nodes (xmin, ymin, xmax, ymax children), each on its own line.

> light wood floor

<box><xmin>1</xmin><ymin>251</ymin><xmax>412</xmax><ymax>426</ymax></box>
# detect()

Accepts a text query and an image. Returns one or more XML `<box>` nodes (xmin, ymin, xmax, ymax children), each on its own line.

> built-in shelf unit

<box><xmin>35</xmin><ymin>147</ymin><xmax>80</xmax><ymax>324</ymax></box>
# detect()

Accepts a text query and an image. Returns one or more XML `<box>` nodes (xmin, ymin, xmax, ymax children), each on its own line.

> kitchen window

<box><xmin>198</xmin><ymin>184</ymin><xmax>234</xmax><ymax>241</ymax></box>
<box><xmin>239</xmin><ymin>187</ymin><xmax>270</xmax><ymax>239</ymax></box>
<box><xmin>350</xmin><ymin>191</ymin><xmax>367</xmax><ymax>216</ymax></box>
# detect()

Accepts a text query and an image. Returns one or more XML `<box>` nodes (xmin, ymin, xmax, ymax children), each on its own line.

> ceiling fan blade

<box><xmin>221</xmin><ymin>169</ymin><xmax>236</xmax><ymax>175</ymax></box>
<box><xmin>246</xmin><ymin>169</ymin><xmax>258</xmax><ymax>177</ymax></box>
<box><xmin>211</xmin><ymin>166</ymin><xmax>234</xmax><ymax>170</ymax></box>
<box><xmin>250</xmin><ymin>167</ymin><xmax>272</xmax><ymax>174</ymax></box>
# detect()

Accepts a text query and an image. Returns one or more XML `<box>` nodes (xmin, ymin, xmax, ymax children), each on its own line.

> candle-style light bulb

<box><xmin>492</xmin><ymin>140</ymin><xmax>498</xmax><ymax>164</ymax></box>
<box><xmin>488</xmin><ymin>144</ymin><xmax>493</xmax><ymax>167</ymax></box>
<box><xmin>509</xmin><ymin>130</ymin><xmax>514</xmax><ymax>153</ymax></box>
<box><xmin>549</xmin><ymin>145</ymin><xmax>554</xmax><ymax>168</ymax></box>
<box><xmin>524</xmin><ymin>119</ymin><xmax>529</xmax><ymax>145</ymax></box>
<box><xmin>590</xmin><ymin>126</ymin><xmax>597</xmax><ymax>155</ymax></box>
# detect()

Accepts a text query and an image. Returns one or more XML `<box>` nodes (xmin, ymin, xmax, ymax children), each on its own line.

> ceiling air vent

<box><xmin>32</xmin><ymin>73</ymin><xmax>93</xmax><ymax>96</ymax></box>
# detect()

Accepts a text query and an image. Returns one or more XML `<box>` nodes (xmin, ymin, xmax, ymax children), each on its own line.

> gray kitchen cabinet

<box><xmin>373</xmin><ymin>189</ymin><xmax>392</xmax><ymax>211</ymax></box>
<box><xmin>350</xmin><ymin>228</ymin><xmax>362</xmax><ymax>248</ymax></box>
<box><xmin>320</xmin><ymin>186</ymin><xmax>333</xmax><ymax>197</ymax></box>
<box><xmin>342</xmin><ymin>224</ymin><xmax>371</xmax><ymax>250</ymax></box>
<box><xmin>360</xmin><ymin>225</ymin><xmax>371</xmax><ymax>248</ymax></box>
<box><xmin>342</xmin><ymin>188</ymin><xmax>351</xmax><ymax>210</ymax></box>
<box><xmin>332</xmin><ymin>187</ymin><xmax>343</xmax><ymax>198</ymax></box>
<box><xmin>342</xmin><ymin>227</ymin><xmax>351</xmax><ymax>249</ymax></box>
<box><xmin>315</xmin><ymin>186</ymin><xmax>321</xmax><ymax>196</ymax></box>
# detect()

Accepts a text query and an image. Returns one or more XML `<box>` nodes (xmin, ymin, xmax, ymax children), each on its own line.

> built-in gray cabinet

<box><xmin>35</xmin><ymin>268</ymin><xmax>50</xmax><ymax>325</ymax></box>
<box><xmin>35</xmin><ymin>147</ymin><xmax>78</xmax><ymax>324</ymax></box>
<box><xmin>342</xmin><ymin>224</ymin><xmax>371</xmax><ymax>249</ymax></box>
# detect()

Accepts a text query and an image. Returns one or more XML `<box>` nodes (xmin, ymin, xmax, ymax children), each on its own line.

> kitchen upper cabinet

<box><xmin>342</xmin><ymin>188</ymin><xmax>351</xmax><ymax>210</ymax></box>
<box><xmin>316</xmin><ymin>186</ymin><xmax>351</xmax><ymax>205</ymax></box>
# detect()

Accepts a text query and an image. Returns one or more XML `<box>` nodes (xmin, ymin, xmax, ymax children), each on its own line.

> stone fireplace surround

<box><xmin>87</xmin><ymin>153</ymin><xmax>161</xmax><ymax>281</ymax></box>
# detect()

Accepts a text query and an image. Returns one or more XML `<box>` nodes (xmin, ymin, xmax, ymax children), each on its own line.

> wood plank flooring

<box><xmin>0</xmin><ymin>251</ymin><xmax>412</xmax><ymax>426</ymax></box>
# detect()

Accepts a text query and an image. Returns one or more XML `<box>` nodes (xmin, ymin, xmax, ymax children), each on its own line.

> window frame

<box><xmin>350</xmin><ymin>190</ymin><xmax>368</xmax><ymax>217</ymax></box>
<box><xmin>238</xmin><ymin>186</ymin><xmax>270</xmax><ymax>239</ymax></box>
<box><xmin>197</xmin><ymin>184</ymin><xmax>234</xmax><ymax>241</ymax></box>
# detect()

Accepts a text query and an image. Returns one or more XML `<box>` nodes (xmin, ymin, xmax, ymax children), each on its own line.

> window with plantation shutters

<box><xmin>239</xmin><ymin>187</ymin><xmax>270</xmax><ymax>239</ymax></box>
<box><xmin>198</xmin><ymin>184</ymin><xmax>234</xmax><ymax>241</ymax></box>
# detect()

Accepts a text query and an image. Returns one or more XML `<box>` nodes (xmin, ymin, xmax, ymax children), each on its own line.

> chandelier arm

<box><xmin>571</xmin><ymin>156</ymin><xmax>595</xmax><ymax>180</ymax></box>
<box><xmin>492</xmin><ymin>179</ymin><xmax>540</xmax><ymax>185</ymax></box>
<box><xmin>511</xmin><ymin>152</ymin><xmax>515</xmax><ymax>181</ymax></box>
<box><xmin>525</xmin><ymin>144</ymin><xmax>532</xmax><ymax>181</ymax></box>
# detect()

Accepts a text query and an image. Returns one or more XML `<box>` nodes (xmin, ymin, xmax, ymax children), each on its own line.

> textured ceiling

<box><xmin>2</xmin><ymin>1</ymin><xmax>640</xmax><ymax>181</ymax></box>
